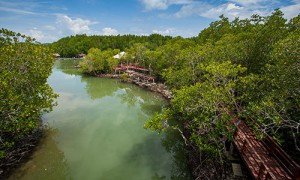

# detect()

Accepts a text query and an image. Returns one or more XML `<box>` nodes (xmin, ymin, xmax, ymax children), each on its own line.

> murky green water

<box><xmin>9</xmin><ymin>59</ymin><xmax>190</xmax><ymax>180</ymax></box>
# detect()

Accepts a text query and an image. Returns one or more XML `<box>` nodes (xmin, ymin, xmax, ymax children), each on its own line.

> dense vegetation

<box><xmin>147</xmin><ymin>11</ymin><xmax>300</xmax><ymax>178</ymax></box>
<box><xmin>80</xmin><ymin>48</ymin><xmax>120</xmax><ymax>74</ymax></box>
<box><xmin>79</xmin><ymin>43</ymin><xmax>154</xmax><ymax>75</ymax></box>
<box><xmin>0</xmin><ymin>29</ymin><xmax>57</xmax><ymax>174</ymax></box>
<box><xmin>1</xmin><ymin>8</ymin><xmax>298</xmax><ymax>179</ymax></box>
<box><xmin>76</xmin><ymin>10</ymin><xmax>299</xmax><ymax>178</ymax></box>
<box><xmin>50</xmin><ymin>34</ymin><xmax>172</xmax><ymax>57</ymax></box>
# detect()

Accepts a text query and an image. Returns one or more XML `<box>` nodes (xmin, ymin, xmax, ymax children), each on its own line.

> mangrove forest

<box><xmin>0</xmin><ymin>2</ymin><xmax>300</xmax><ymax>180</ymax></box>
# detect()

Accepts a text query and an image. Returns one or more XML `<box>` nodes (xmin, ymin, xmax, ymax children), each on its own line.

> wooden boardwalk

<box><xmin>233</xmin><ymin>119</ymin><xmax>300</xmax><ymax>180</ymax></box>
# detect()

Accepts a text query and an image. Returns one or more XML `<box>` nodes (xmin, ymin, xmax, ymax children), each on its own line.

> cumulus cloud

<box><xmin>152</xmin><ymin>28</ymin><xmax>175</xmax><ymax>35</ymax></box>
<box><xmin>228</xmin><ymin>0</ymin><xmax>267</xmax><ymax>6</ymax></box>
<box><xmin>175</xmin><ymin>2</ymin><xmax>212</xmax><ymax>18</ymax></box>
<box><xmin>28</xmin><ymin>28</ymin><xmax>45</xmax><ymax>41</ymax></box>
<box><xmin>281</xmin><ymin>3</ymin><xmax>300</xmax><ymax>19</ymax></box>
<box><xmin>174</xmin><ymin>0</ymin><xmax>299</xmax><ymax>20</ymax></box>
<box><xmin>140</xmin><ymin>0</ymin><xmax>193</xmax><ymax>10</ymax></box>
<box><xmin>27</xmin><ymin>28</ymin><xmax>58</xmax><ymax>42</ymax></box>
<box><xmin>102</xmin><ymin>27</ymin><xmax>119</xmax><ymax>35</ymax></box>
<box><xmin>56</xmin><ymin>14</ymin><xmax>97</xmax><ymax>34</ymax></box>
<box><xmin>200</xmin><ymin>2</ymin><xmax>264</xmax><ymax>20</ymax></box>
<box><xmin>28</xmin><ymin>15</ymin><xmax>119</xmax><ymax>42</ymax></box>
<box><xmin>141</xmin><ymin>0</ymin><xmax>168</xmax><ymax>10</ymax></box>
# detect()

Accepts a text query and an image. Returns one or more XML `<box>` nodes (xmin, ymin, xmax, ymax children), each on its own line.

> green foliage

<box><xmin>124</xmin><ymin>43</ymin><xmax>148</xmax><ymax>66</ymax></box>
<box><xmin>72</xmin><ymin>10</ymin><xmax>300</xmax><ymax>162</ymax></box>
<box><xmin>145</xmin><ymin>109</ymin><xmax>172</xmax><ymax>132</ymax></box>
<box><xmin>0</xmin><ymin>29</ymin><xmax>57</xmax><ymax>152</ymax></box>
<box><xmin>162</xmin><ymin>67</ymin><xmax>194</xmax><ymax>89</ymax></box>
<box><xmin>0</xmin><ymin>151</ymin><xmax>5</xmax><ymax>159</ymax></box>
<box><xmin>80</xmin><ymin>48</ymin><xmax>120</xmax><ymax>74</ymax></box>
<box><xmin>49</xmin><ymin>9</ymin><xmax>300</xmax><ymax>166</ymax></box>
<box><xmin>120</xmin><ymin>73</ymin><xmax>129</xmax><ymax>82</ymax></box>
<box><xmin>142</xmin><ymin>10</ymin><xmax>300</xmax><ymax>162</ymax></box>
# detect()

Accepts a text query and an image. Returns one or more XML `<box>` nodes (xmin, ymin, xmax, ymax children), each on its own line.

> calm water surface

<box><xmin>9</xmin><ymin>59</ymin><xmax>190</xmax><ymax>180</ymax></box>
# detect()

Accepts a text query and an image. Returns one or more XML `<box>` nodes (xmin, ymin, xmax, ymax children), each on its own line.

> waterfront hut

<box><xmin>113</xmin><ymin>51</ymin><xmax>126</xmax><ymax>59</ymax></box>
<box><xmin>53</xmin><ymin>53</ymin><xmax>60</xmax><ymax>58</ymax></box>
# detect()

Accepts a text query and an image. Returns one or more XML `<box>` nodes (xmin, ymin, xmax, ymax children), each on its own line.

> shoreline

<box><xmin>93</xmin><ymin>73</ymin><xmax>207</xmax><ymax>178</ymax></box>
<box><xmin>95</xmin><ymin>73</ymin><xmax>173</xmax><ymax>100</ymax></box>
<box><xmin>1</xmin><ymin>72</ymin><xmax>172</xmax><ymax>179</ymax></box>
<box><xmin>94</xmin><ymin>74</ymin><xmax>248</xmax><ymax>179</ymax></box>
<box><xmin>0</xmin><ymin>127</ymin><xmax>44</xmax><ymax>179</ymax></box>
<box><xmin>3</xmin><ymin>71</ymin><xmax>234</xmax><ymax>179</ymax></box>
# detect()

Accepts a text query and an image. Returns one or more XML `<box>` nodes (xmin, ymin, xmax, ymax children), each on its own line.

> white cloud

<box><xmin>140</xmin><ymin>33</ymin><xmax>150</xmax><ymax>36</ymax></box>
<box><xmin>174</xmin><ymin>0</ymin><xmax>300</xmax><ymax>20</ymax></box>
<box><xmin>0</xmin><ymin>6</ymin><xmax>36</xmax><ymax>15</ymax></box>
<box><xmin>44</xmin><ymin>25</ymin><xmax>56</xmax><ymax>31</ymax></box>
<box><xmin>173</xmin><ymin>0</ymin><xmax>299</xmax><ymax>20</ymax></box>
<box><xmin>26</xmin><ymin>28</ymin><xmax>60</xmax><ymax>43</ymax></box>
<box><xmin>56</xmin><ymin>14</ymin><xmax>97</xmax><ymax>34</ymax></box>
<box><xmin>0</xmin><ymin>1</ymin><xmax>56</xmax><ymax>16</ymax></box>
<box><xmin>28</xmin><ymin>29</ymin><xmax>45</xmax><ymax>41</ymax></box>
<box><xmin>141</xmin><ymin>0</ymin><xmax>193</xmax><ymax>10</ymax></box>
<box><xmin>229</xmin><ymin>0</ymin><xmax>267</xmax><ymax>6</ymax></box>
<box><xmin>281</xmin><ymin>3</ymin><xmax>300</xmax><ymax>19</ymax></box>
<box><xmin>102</xmin><ymin>27</ymin><xmax>119</xmax><ymax>35</ymax></box>
<box><xmin>175</xmin><ymin>2</ymin><xmax>212</xmax><ymax>18</ymax></box>
<box><xmin>152</xmin><ymin>28</ymin><xmax>175</xmax><ymax>35</ymax></box>
<box><xmin>176</xmin><ymin>2</ymin><xmax>251</xmax><ymax>19</ymax></box>
<box><xmin>200</xmin><ymin>3</ymin><xmax>256</xmax><ymax>20</ymax></box>
<box><xmin>141</xmin><ymin>0</ymin><xmax>168</xmax><ymax>10</ymax></box>
<box><xmin>26</xmin><ymin>16</ymin><xmax>119</xmax><ymax>42</ymax></box>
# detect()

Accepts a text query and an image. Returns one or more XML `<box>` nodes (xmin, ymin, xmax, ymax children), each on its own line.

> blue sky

<box><xmin>0</xmin><ymin>0</ymin><xmax>299</xmax><ymax>42</ymax></box>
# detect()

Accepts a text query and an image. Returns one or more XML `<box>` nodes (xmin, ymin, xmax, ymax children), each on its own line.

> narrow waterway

<box><xmin>9</xmin><ymin>59</ymin><xmax>190</xmax><ymax>180</ymax></box>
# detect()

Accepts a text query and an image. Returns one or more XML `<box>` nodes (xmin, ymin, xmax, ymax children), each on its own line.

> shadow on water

<box><xmin>162</xmin><ymin>129</ymin><xmax>193</xmax><ymax>180</ymax></box>
<box><xmin>94</xmin><ymin>131</ymin><xmax>192</xmax><ymax>180</ymax></box>
<box><xmin>8</xmin><ymin>129</ymin><xmax>70</xmax><ymax>180</ymax></box>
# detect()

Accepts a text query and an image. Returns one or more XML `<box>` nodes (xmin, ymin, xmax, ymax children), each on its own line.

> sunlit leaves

<box><xmin>80</xmin><ymin>48</ymin><xmax>120</xmax><ymax>74</ymax></box>
<box><xmin>0</xmin><ymin>29</ymin><xmax>57</xmax><ymax>147</ymax></box>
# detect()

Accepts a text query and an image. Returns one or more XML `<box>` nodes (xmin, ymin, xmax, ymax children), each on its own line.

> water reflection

<box><xmin>54</xmin><ymin>58</ymin><xmax>82</xmax><ymax>76</ymax></box>
<box><xmin>9</xmin><ymin>59</ymin><xmax>191</xmax><ymax>180</ymax></box>
<box><xmin>81</xmin><ymin>76</ymin><xmax>119</xmax><ymax>100</ymax></box>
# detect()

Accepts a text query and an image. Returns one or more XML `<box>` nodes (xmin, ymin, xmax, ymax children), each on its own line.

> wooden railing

<box><xmin>262</xmin><ymin>136</ymin><xmax>300</xmax><ymax>179</ymax></box>
<box><xmin>233</xmin><ymin>120</ymin><xmax>300</xmax><ymax>180</ymax></box>
<box><xmin>235</xmin><ymin>133</ymin><xmax>276</xmax><ymax>179</ymax></box>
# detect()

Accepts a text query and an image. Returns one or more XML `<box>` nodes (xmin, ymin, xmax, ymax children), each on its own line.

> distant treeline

<box><xmin>50</xmin><ymin>34</ymin><xmax>173</xmax><ymax>57</ymax></box>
